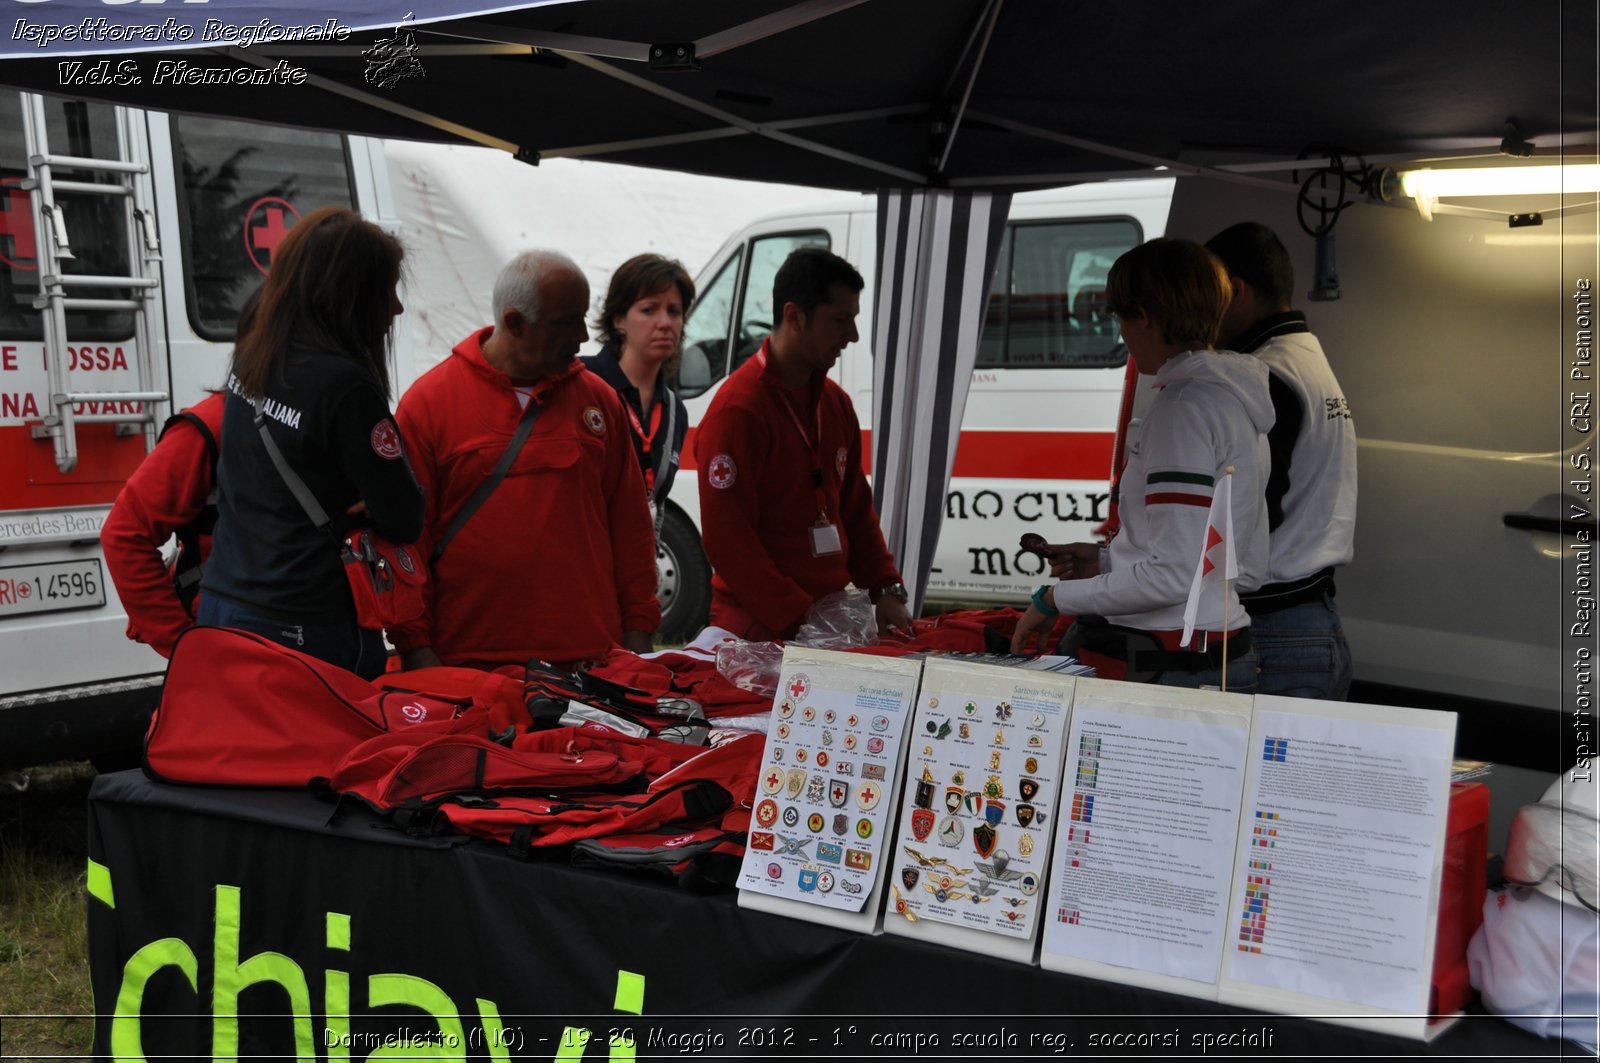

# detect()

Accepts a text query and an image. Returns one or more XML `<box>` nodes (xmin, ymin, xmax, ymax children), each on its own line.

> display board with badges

<box><xmin>737</xmin><ymin>647</ymin><xmax>924</xmax><ymax>932</ymax></box>
<box><xmin>882</xmin><ymin>657</ymin><xmax>1075</xmax><ymax>962</ymax></box>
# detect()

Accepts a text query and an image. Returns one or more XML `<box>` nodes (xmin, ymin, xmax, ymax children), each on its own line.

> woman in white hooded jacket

<box><xmin>1012</xmin><ymin>238</ymin><xmax>1273</xmax><ymax>692</ymax></box>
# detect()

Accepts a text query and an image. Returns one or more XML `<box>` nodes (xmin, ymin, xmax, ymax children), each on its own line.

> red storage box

<box><xmin>1431</xmin><ymin>781</ymin><xmax>1489</xmax><ymax>1017</ymax></box>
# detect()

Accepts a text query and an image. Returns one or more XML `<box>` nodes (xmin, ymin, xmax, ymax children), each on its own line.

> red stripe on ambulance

<box><xmin>682</xmin><ymin>428</ymin><xmax>1114</xmax><ymax>482</ymax></box>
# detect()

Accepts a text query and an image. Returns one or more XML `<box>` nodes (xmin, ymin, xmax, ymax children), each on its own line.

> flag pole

<box><xmin>1220</xmin><ymin>466</ymin><xmax>1234</xmax><ymax>692</ymax></box>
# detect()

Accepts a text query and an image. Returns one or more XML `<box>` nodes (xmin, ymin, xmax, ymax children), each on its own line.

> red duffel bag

<box><xmin>376</xmin><ymin>665</ymin><xmax>530</xmax><ymax>733</ymax></box>
<box><xmin>143</xmin><ymin>625</ymin><xmax>481</xmax><ymax>787</ymax></box>
<box><xmin>324</xmin><ymin>724</ymin><xmax>648</xmax><ymax>812</ymax></box>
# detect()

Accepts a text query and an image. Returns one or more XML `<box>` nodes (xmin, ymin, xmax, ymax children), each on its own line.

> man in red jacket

<box><xmin>696</xmin><ymin>247</ymin><xmax>911</xmax><ymax>640</ymax></box>
<box><xmin>392</xmin><ymin>250</ymin><xmax>659</xmax><ymax>670</ymax></box>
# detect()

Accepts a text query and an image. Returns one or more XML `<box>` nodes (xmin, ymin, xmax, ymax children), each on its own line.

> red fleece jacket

<box><xmin>392</xmin><ymin>328</ymin><xmax>659</xmax><ymax>666</ymax></box>
<box><xmin>695</xmin><ymin>341</ymin><xmax>900</xmax><ymax>639</ymax></box>
<box><xmin>101</xmin><ymin>393</ymin><xmax>223</xmax><ymax>657</ymax></box>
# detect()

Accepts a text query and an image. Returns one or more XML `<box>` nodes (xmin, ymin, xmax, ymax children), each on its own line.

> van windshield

<box><xmin>979</xmin><ymin>218</ymin><xmax>1139</xmax><ymax>370</ymax></box>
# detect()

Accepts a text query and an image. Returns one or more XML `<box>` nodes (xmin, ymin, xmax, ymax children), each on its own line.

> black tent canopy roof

<box><xmin>0</xmin><ymin>0</ymin><xmax>1591</xmax><ymax>191</ymax></box>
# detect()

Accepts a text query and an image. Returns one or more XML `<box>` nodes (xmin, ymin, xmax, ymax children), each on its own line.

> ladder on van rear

<box><xmin>18</xmin><ymin>93</ymin><xmax>164</xmax><ymax>473</ymax></box>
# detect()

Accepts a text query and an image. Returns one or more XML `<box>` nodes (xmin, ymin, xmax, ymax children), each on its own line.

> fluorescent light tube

<box><xmin>1400</xmin><ymin>164</ymin><xmax>1600</xmax><ymax>199</ymax></box>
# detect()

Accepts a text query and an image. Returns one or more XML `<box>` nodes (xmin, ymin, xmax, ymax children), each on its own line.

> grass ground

<box><xmin>0</xmin><ymin>761</ymin><xmax>95</xmax><ymax>1061</ymax></box>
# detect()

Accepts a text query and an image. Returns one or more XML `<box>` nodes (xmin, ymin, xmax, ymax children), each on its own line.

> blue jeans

<box><xmin>1246</xmin><ymin>595</ymin><xmax>1351</xmax><ymax>701</ymax></box>
<box><xmin>1156</xmin><ymin>649</ymin><xmax>1260</xmax><ymax>695</ymax></box>
<box><xmin>196</xmin><ymin>596</ymin><xmax>386</xmax><ymax>680</ymax></box>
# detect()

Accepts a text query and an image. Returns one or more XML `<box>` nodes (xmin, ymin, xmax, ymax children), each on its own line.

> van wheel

<box><xmin>656</xmin><ymin>506</ymin><xmax>711</xmax><ymax>645</ymax></box>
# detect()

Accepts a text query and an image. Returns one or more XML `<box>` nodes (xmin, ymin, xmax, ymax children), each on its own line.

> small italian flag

<box><xmin>1181</xmin><ymin>470</ymin><xmax>1236</xmax><ymax>647</ymax></box>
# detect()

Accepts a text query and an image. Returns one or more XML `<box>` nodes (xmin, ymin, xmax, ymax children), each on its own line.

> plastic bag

<box><xmin>715</xmin><ymin>638</ymin><xmax>785</xmax><ymax>697</ymax></box>
<box><xmin>793</xmin><ymin>588</ymin><xmax>876</xmax><ymax>650</ymax></box>
<box><xmin>1468</xmin><ymin>886</ymin><xmax>1598</xmax><ymax>1051</ymax></box>
<box><xmin>1504</xmin><ymin>774</ymin><xmax>1599</xmax><ymax>910</ymax></box>
<box><xmin>714</xmin><ymin>589</ymin><xmax>877</xmax><ymax>697</ymax></box>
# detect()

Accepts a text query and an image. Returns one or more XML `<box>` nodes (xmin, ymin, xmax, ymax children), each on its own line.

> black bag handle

<box><xmin>162</xmin><ymin>410</ymin><xmax>219</xmax><ymax>609</ymax></box>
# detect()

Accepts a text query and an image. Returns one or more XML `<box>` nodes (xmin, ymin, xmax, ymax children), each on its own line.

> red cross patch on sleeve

<box><xmin>708</xmin><ymin>453</ymin><xmax>737</xmax><ymax>489</ymax></box>
<box><xmin>370</xmin><ymin>419</ymin><xmax>403</xmax><ymax>460</ymax></box>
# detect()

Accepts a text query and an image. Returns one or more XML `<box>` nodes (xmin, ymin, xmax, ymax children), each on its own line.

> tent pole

<box><xmin>962</xmin><ymin>111</ymin><xmax>1294</xmax><ymax>192</ymax></box>
<box><xmin>223</xmin><ymin>48</ymin><xmax>518</xmax><ymax>154</ymax></box>
<box><xmin>558</xmin><ymin>50</ymin><xmax>928</xmax><ymax>182</ymax></box>
<box><xmin>936</xmin><ymin>0</ymin><xmax>1005</xmax><ymax>175</ymax></box>
<box><xmin>696</xmin><ymin>0</ymin><xmax>874</xmax><ymax>58</ymax></box>
<box><xmin>540</xmin><ymin>105</ymin><xmax>926</xmax><ymax>163</ymax></box>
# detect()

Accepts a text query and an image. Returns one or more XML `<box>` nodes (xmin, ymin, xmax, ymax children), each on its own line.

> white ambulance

<box><xmin>0</xmin><ymin>88</ymin><xmax>399</xmax><ymax>768</ymax></box>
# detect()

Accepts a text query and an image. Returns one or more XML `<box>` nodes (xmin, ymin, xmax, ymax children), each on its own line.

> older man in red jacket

<box><xmin>393</xmin><ymin>250</ymin><xmax>659</xmax><ymax>669</ymax></box>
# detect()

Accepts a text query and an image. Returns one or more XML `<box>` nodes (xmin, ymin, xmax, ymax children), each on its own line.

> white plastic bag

<box><xmin>1468</xmin><ymin>886</ymin><xmax>1599</xmax><ymax>1051</ymax></box>
<box><xmin>714</xmin><ymin>638</ymin><xmax>785</xmax><ymax>697</ymax></box>
<box><xmin>793</xmin><ymin>588</ymin><xmax>876</xmax><ymax>650</ymax></box>
<box><xmin>712</xmin><ymin>589</ymin><xmax>877</xmax><ymax>698</ymax></box>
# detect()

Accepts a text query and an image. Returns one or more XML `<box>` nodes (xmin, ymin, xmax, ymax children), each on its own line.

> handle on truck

<box><xmin>1503</xmin><ymin>511</ymin><xmax>1599</xmax><ymax>536</ymax></box>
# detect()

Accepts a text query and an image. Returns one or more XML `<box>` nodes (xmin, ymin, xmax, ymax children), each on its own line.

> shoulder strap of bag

<box><xmin>432</xmin><ymin>395</ymin><xmax>542</xmax><ymax>562</ymax></box>
<box><xmin>255</xmin><ymin>400</ymin><xmax>333</xmax><ymax>531</ymax></box>
<box><xmin>650</xmin><ymin>390</ymin><xmax>676</xmax><ymax>532</ymax></box>
<box><xmin>161</xmin><ymin>409</ymin><xmax>219</xmax><ymax>466</ymax></box>
<box><xmin>163</xmin><ymin>410</ymin><xmax>221</xmax><ymax>605</ymax></box>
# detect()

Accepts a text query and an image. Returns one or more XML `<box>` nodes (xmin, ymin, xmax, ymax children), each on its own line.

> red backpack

<box><xmin>323</xmin><ymin>723</ymin><xmax>649</xmax><ymax>811</ymax></box>
<box><xmin>376</xmin><ymin>665</ymin><xmax>530</xmax><ymax>733</ymax></box>
<box><xmin>325</xmin><ymin>725</ymin><xmax>759</xmax><ymax>864</ymax></box>
<box><xmin>434</xmin><ymin>780</ymin><xmax>731</xmax><ymax>852</ymax></box>
<box><xmin>144</xmin><ymin>626</ymin><xmax>481</xmax><ymax>787</ymax></box>
<box><xmin>523</xmin><ymin>659</ymin><xmax>709</xmax><ymax>742</ymax></box>
<box><xmin>567</xmin><ymin>736</ymin><xmax>764</xmax><ymax>887</ymax></box>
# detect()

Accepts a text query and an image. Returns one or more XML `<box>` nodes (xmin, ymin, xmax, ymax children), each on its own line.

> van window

<box><xmin>0</xmin><ymin>91</ymin><xmax>135</xmax><ymax>342</ymax></box>
<box><xmin>173</xmin><ymin>116</ymin><xmax>356</xmax><ymax>339</ymax></box>
<box><xmin>680</xmin><ymin>249</ymin><xmax>740</xmax><ymax>399</ymax></box>
<box><xmin>735</xmin><ymin>232</ymin><xmax>829</xmax><ymax>371</ymax></box>
<box><xmin>680</xmin><ymin>230</ymin><xmax>829</xmax><ymax>397</ymax></box>
<box><xmin>979</xmin><ymin>218</ymin><xmax>1139</xmax><ymax>370</ymax></box>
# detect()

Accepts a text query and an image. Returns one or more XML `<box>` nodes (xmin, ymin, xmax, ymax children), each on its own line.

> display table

<box><xmin>86</xmin><ymin>770</ymin><xmax>1561</xmax><ymax>1059</ymax></box>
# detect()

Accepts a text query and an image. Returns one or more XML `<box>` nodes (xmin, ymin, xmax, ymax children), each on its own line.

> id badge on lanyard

<box><xmin>774</xmin><ymin>367</ymin><xmax>841</xmax><ymax>557</ymax></box>
<box><xmin>806</xmin><ymin>467</ymin><xmax>841</xmax><ymax>556</ymax></box>
<box><xmin>810</xmin><ymin>517</ymin><xmax>842</xmax><ymax>557</ymax></box>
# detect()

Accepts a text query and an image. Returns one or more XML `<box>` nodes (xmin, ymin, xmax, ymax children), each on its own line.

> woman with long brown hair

<box><xmin>198</xmin><ymin>207</ymin><xmax>423</xmax><ymax>677</ymax></box>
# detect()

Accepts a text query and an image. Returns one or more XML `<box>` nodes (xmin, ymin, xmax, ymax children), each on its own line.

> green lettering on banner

<box><xmin>86</xmin><ymin>858</ymin><xmax>115</xmax><ymax>908</ymax></box>
<box><xmin>555</xmin><ymin>1026</ymin><xmax>593</xmax><ymax>1061</ymax></box>
<box><xmin>366</xmin><ymin>973</ymin><xmax>466</xmax><ymax>1061</ymax></box>
<box><xmin>610</xmin><ymin>970</ymin><xmax>645</xmax><ymax>1061</ymax></box>
<box><xmin>111</xmin><ymin>938</ymin><xmax>198</xmax><ymax>1063</ymax></box>
<box><xmin>612</xmin><ymin>970</ymin><xmax>645</xmax><ymax>1015</ymax></box>
<box><xmin>211</xmin><ymin>884</ymin><xmax>315</xmax><ymax>1063</ymax></box>
<box><xmin>327</xmin><ymin>910</ymin><xmax>352</xmax><ymax>951</ymax></box>
<box><xmin>558</xmin><ymin>970</ymin><xmax>647</xmax><ymax>1060</ymax></box>
<box><xmin>326</xmin><ymin>911</ymin><xmax>352</xmax><ymax>1063</ymax></box>
<box><xmin>476</xmin><ymin>998</ymin><xmax>513</xmax><ymax>1062</ymax></box>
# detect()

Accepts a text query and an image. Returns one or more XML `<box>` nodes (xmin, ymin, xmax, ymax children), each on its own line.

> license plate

<box><xmin>0</xmin><ymin>558</ymin><xmax>107</xmax><ymax>618</ymax></box>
